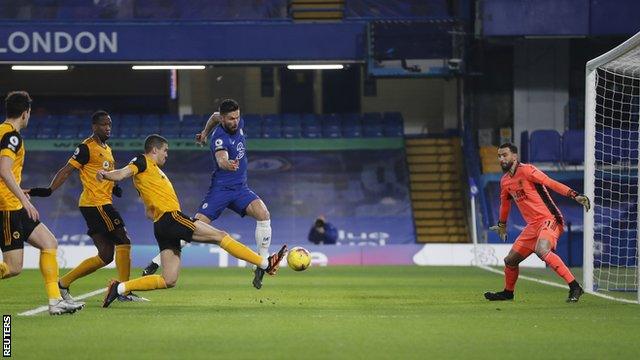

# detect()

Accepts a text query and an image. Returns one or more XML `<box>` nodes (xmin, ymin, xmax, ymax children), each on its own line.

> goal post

<box><xmin>584</xmin><ymin>32</ymin><xmax>640</xmax><ymax>303</ymax></box>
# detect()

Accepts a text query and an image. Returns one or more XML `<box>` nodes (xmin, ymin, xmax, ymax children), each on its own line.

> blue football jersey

<box><xmin>209</xmin><ymin>117</ymin><xmax>247</xmax><ymax>187</ymax></box>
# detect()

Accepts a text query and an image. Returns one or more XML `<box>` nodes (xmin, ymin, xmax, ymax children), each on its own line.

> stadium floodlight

<box><xmin>287</xmin><ymin>64</ymin><xmax>344</xmax><ymax>70</ymax></box>
<box><xmin>11</xmin><ymin>65</ymin><xmax>69</xmax><ymax>71</ymax></box>
<box><xmin>132</xmin><ymin>65</ymin><xmax>205</xmax><ymax>70</ymax></box>
<box><xmin>584</xmin><ymin>31</ymin><xmax>640</xmax><ymax>304</ymax></box>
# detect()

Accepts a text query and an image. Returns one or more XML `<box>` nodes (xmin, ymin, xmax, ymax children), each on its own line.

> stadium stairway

<box><xmin>406</xmin><ymin>137</ymin><xmax>468</xmax><ymax>243</ymax></box>
<box><xmin>289</xmin><ymin>0</ymin><xmax>344</xmax><ymax>21</ymax></box>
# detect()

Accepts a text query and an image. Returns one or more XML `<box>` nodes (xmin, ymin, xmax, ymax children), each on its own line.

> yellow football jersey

<box><xmin>0</xmin><ymin>123</ymin><xmax>25</xmax><ymax>211</ymax></box>
<box><xmin>128</xmin><ymin>154</ymin><xmax>181</xmax><ymax>222</ymax></box>
<box><xmin>68</xmin><ymin>137</ymin><xmax>115</xmax><ymax>207</ymax></box>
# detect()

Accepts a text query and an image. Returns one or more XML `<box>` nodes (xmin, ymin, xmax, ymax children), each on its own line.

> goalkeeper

<box><xmin>485</xmin><ymin>143</ymin><xmax>591</xmax><ymax>303</ymax></box>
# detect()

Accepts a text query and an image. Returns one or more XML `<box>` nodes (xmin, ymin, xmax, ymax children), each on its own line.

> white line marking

<box><xmin>478</xmin><ymin>265</ymin><xmax>638</xmax><ymax>304</ymax></box>
<box><xmin>18</xmin><ymin>288</ymin><xmax>107</xmax><ymax>316</ymax></box>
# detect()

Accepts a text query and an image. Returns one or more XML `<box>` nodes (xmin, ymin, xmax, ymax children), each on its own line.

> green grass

<box><xmin>1</xmin><ymin>266</ymin><xmax>639</xmax><ymax>359</ymax></box>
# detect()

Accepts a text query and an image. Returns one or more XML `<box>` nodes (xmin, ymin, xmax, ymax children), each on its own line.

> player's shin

<box><xmin>115</xmin><ymin>244</ymin><xmax>131</xmax><ymax>282</ymax></box>
<box><xmin>541</xmin><ymin>252</ymin><xmax>576</xmax><ymax>284</ymax></box>
<box><xmin>504</xmin><ymin>265</ymin><xmax>519</xmax><ymax>292</ymax></box>
<box><xmin>220</xmin><ymin>234</ymin><xmax>266</xmax><ymax>268</ymax></box>
<box><xmin>118</xmin><ymin>275</ymin><xmax>167</xmax><ymax>294</ymax></box>
<box><xmin>255</xmin><ymin>220</ymin><xmax>271</xmax><ymax>258</ymax></box>
<box><xmin>40</xmin><ymin>249</ymin><xmax>62</xmax><ymax>300</ymax></box>
<box><xmin>0</xmin><ymin>262</ymin><xmax>8</xmax><ymax>278</ymax></box>
<box><xmin>60</xmin><ymin>256</ymin><xmax>106</xmax><ymax>288</ymax></box>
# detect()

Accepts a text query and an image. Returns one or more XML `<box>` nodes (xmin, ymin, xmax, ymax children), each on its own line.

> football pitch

<box><xmin>2</xmin><ymin>266</ymin><xmax>638</xmax><ymax>359</ymax></box>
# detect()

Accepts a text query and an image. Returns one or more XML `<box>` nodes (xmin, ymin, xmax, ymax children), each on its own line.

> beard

<box><xmin>501</xmin><ymin>160</ymin><xmax>514</xmax><ymax>173</ymax></box>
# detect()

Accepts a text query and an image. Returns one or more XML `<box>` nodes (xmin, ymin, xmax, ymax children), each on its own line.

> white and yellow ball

<box><xmin>287</xmin><ymin>247</ymin><xmax>311</xmax><ymax>271</ymax></box>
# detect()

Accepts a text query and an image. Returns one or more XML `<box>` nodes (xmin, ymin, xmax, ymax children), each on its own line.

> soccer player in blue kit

<box><xmin>142</xmin><ymin>99</ymin><xmax>274</xmax><ymax>289</ymax></box>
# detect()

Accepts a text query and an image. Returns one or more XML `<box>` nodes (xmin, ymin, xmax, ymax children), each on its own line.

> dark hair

<box><xmin>314</xmin><ymin>218</ymin><xmax>325</xmax><ymax>228</ymax></box>
<box><xmin>218</xmin><ymin>99</ymin><xmax>239</xmax><ymax>115</ymax></box>
<box><xmin>144</xmin><ymin>134</ymin><xmax>168</xmax><ymax>153</ymax></box>
<box><xmin>499</xmin><ymin>142</ymin><xmax>518</xmax><ymax>154</ymax></box>
<box><xmin>91</xmin><ymin>110</ymin><xmax>110</xmax><ymax>124</ymax></box>
<box><xmin>5</xmin><ymin>91</ymin><xmax>32</xmax><ymax>118</ymax></box>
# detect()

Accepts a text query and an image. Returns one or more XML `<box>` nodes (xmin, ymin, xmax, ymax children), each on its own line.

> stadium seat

<box><xmin>161</xmin><ymin>124</ymin><xmax>181</xmax><ymax>138</ymax></box>
<box><xmin>301</xmin><ymin>114</ymin><xmax>321</xmax><ymax>127</ymax></box>
<box><xmin>262</xmin><ymin>126</ymin><xmax>282</xmax><ymax>138</ymax></box>
<box><xmin>58</xmin><ymin>125</ymin><xmax>79</xmax><ymax>139</ymax></box>
<box><xmin>282</xmin><ymin>113</ymin><xmax>302</xmax><ymax>127</ymax></box>
<box><xmin>382</xmin><ymin>112</ymin><xmax>404</xmax><ymax>136</ymax></box>
<box><xmin>322</xmin><ymin>126</ymin><xmax>342</xmax><ymax>138</ymax></box>
<box><xmin>180</xmin><ymin>124</ymin><xmax>201</xmax><ymax>138</ymax></box>
<box><xmin>36</xmin><ymin>116</ymin><xmax>60</xmax><ymax>139</ymax></box>
<box><xmin>342</xmin><ymin>125</ymin><xmax>362</xmax><ymax>138</ymax></box>
<box><xmin>182</xmin><ymin>114</ymin><xmax>205</xmax><ymax>128</ymax></box>
<box><xmin>562</xmin><ymin>130</ymin><xmax>584</xmax><ymax>164</ymax></box>
<box><xmin>529</xmin><ymin>130</ymin><xmax>561</xmax><ymax>162</ymax></box>
<box><xmin>363</xmin><ymin>125</ymin><xmax>384</xmax><ymax>138</ymax></box>
<box><xmin>302</xmin><ymin>125</ymin><xmax>322</xmax><ymax>138</ymax></box>
<box><xmin>262</xmin><ymin>114</ymin><xmax>282</xmax><ymax>127</ymax></box>
<box><xmin>363</xmin><ymin>112</ymin><xmax>383</xmax><ymax>126</ymax></box>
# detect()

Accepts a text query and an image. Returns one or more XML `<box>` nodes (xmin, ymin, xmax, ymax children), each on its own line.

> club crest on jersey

<box><xmin>202</xmin><ymin>203</ymin><xmax>208</xmax><ymax>209</ymax></box>
<box><xmin>102</xmin><ymin>160</ymin><xmax>110</xmax><ymax>169</ymax></box>
<box><xmin>236</xmin><ymin>142</ymin><xmax>245</xmax><ymax>160</ymax></box>
<box><xmin>12</xmin><ymin>231</ymin><xmax>19</xmax><ymax>239</ymax></box>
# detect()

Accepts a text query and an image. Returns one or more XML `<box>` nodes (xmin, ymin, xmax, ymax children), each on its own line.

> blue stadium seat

<box><xmin>382</xmin><ymin>112</ymin><xmax>404</xmax><ymax>136</ymax></box>
<box><xmin>160</xmin><ymin>114</ymin><xmax>180</xmax><ymax>125</ymax></box>
<box><xmin>322</xmin><ymin>126</ymin><xmax>342</xmax><ymax>138</ymax></box>
<box><xmin>529</xmin><ymin>130</ymin><xmax>561</xmax><ymax>162</ymax></box>
<box><xmin>363</xmin><ymin>125</ymin><xmax>384</xmax><ymax>138</ymax></box>
<box><xmin>341</xmin><ymin>113</ymin><xmax>361</xmax><ymax>126</ymax></box>
<box><xmin>342</xmin><ymin>125</ymin><xmax>362</xmax><ymax>138</ymax></box>
<box><xmin>243</xmin><ymin>114</ymin><xmax>262</xmax><ymax>135</ymax></box>
<box><xmin>262</xmin><ymin>114</ymin><xmax>282</xmax><ymax>127</ymax></box>
<box><xmin>161</xmin><ymin>124</ymin><xmax>181</xmax><ymax>138</ymax></box>
<box><xmin>262</xmin><ymin>126</ymin><xmax>282</xmax><ymax>139</ymax></box>
<box><xmin>182</xmin><ymin>114</ymin><xmax>205</xmax><ymax>127</ymax></box>
<box><xmin>282</xmin><ymin>113</ymin><xmax>302</xmax><ymax>127</ymax></box>
<box><xmin>58</xmin><ymin>125</ymin><xmax>79</xmax><ymax>139</ymax></box>
<box><xmin>180</xmin><ymin>124</ymin><xmax>201</xmax><ymax>138</ymax></box>
<box><xmin>363</xmin><ymin>112</ymin><xmax>383</xmax><ymax>126</ymax></box>
<box><xmin>141</xmin><ymin>114</ymin><xmax>161</xmax><ymax>127</ymax></box>
<box><xmin>282</xmin><ymin>126</ymin><xmax>301</xmax><ymax>138</ymax></box>
<box><xmin>301</xmin><ymin>114</ymin><xmax>321</xmax><ymax>127</ymax></box>
<box><xmin>562</xmin><ymin>130</ymin><xmax>584</xmax><ymax>164</ymax></box>
<box><xmin>36</xmin><ymin>116</ymin><xmax>60</xmax><ymax>139</ymax></box>
<box><xmin>302</xmin><ymin>125</ymin><xmax>322</xmax><ymax>138</ymax></box>
<box><xmin>322</xmin><ymin>114</ymin><xmax>341</xmax><ymax>128</ymax></box>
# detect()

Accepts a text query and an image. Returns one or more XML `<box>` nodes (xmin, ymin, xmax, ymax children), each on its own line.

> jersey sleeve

<box><xmin>526</xmin><ymin>165</ymin><xmax>577</xmax><ymax>197</ymax></box>
<box><xmin>0</xmin><ymin>131</ymin><xmax>23</xmax><ymax>160</ymax></box>
<box><xmin>127</xmin><ymin>154</ymin><xmax>147</xmax><ymax>175</ymax></box>
<box><xmin>68</xmin><ymin>143</ymin><xmax>90</xmax><ymax>169</ymax></box>
<box><xmin>498</xmin><ymin>183</ymin><xmax>511</xmax><ymax>223</ymax></box>
<box><xmin>211</xmin><ymin>131</ymin><xmax>229</xmax><ymax>153</ymax></box>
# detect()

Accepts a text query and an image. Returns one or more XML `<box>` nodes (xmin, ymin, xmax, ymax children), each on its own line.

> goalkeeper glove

<box><xmin>489</xmin><ymin>222</ymin><xmax>507</xmax><ymax>242</ymax></box>
<box><xmin>29</xmin><ymin>187</ymin><xmax>52</xmax><ymax>197</ymax></box>
<box><xmin>112</xmin><ymin>184</ymin><xmax>123</xmax><ymax>198</ymax></box>
<box><xmin>568</xmin><ymin>190</ymin><xmax>591</xmax><ymax>212</ymax></box>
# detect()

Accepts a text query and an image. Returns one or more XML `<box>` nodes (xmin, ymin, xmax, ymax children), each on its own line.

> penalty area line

<box><xmin>18</xmin><ymin>287</ymin><xmax>107</xmax><ymax>316</ymax></box>
<box><xmin>477</xmin><ymin>265</ymin><xmax>637</xmax><ymax>304</ymax></box>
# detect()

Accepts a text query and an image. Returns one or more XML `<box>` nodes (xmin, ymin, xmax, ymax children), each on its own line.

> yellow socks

<box><xmin>115</xmin><ymin>244</ymin><xmax>131</xmax><ymax>282</ymax></box>
<box><xmin>59</xmin><ymin>256</ymin><xmax>106</xmax><ymax>288</ymax></box>
<box><xmin>40</xmin><ymin>249</ymin><xmax>62</xmax><ymax>300</ymax></box>
<box><xmin>220</xmin><ymin>235</ymin><xmax>264</xmax><ymax>267</ymax></box>
<box><xmin>121</xmin><ymin>275</ymin><xmax>167</xmax><ymax>293</ymax></box>
<box><xmin>0</xmin><ymin>262</ymin><xmax>8</xmax><ymax>279</ymax></box>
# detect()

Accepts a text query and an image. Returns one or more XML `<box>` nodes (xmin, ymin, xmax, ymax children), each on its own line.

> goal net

<box><xmin>584</xmin><ymin>32</ymin><xmax>640</xmax><ymax>303</ymax></box>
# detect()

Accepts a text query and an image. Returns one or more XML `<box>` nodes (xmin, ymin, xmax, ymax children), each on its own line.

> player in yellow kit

<box><xmin>28</xmin><ymin>110</ymin><xmax>144</xmax><ymax>302</ymax></box>
<box><xmin>0</xmin><ymin>91</ymin><xmax>83</xmax><ymax>315</ymax></box>
<box><xmin>97</xmin><ymin>135</ymin><xmax>287</xmax><ymax>308</ymax></box>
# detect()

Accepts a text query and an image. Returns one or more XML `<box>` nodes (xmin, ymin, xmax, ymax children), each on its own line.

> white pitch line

<box><xmin>18</xmin><ymin>288</ymin><xmax>107</xmax><ymax>316</ymax></box>
<box><xmin>477</xmin><ymin>265</ymin><xmax>638</xmax><ymax>304</ymax></box>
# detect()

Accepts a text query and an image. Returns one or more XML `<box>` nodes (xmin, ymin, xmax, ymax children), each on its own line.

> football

<box><xmin>287</xmin><ymin>246</ymin><xmax>311</xmax><ymax>271</ymax></box>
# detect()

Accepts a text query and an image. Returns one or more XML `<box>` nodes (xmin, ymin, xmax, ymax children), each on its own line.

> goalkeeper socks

<box><xmin>119</xmin><ymin>275</ymin><xmax>167</xmax><ymax>294</ymax></box>
<box><xmin>542</xmin><ymin>252</ymin><xmax>575</xmax><ymax>284</ymax></box>
<box><xmin>255</xmin><ymin>220</ymin><xmax>272</xmax><ymax>258</ymax></box>
<box><xmin>60</xmin><ymin>256</ymin><xmax>106</xmax><ymax>288</ymax></box>
<box><xmin>0</xmin><ymin>262</ymin><xmax>8</xmax><ymax>279</ymax></box>
<box><xmin>40</xmin><ymin>249</ymin><xmax>62</xmax><ymax>300</ymax></box>
<box><xmin>504</xmin><ymin>265</ymin><xmax>519</xmax><ymax>292</ymax></box>
<box><xmin>220</xmin><ymin>234</ymin><xmax>266</xmax><ymax>268</ymax></box>
<box><xmin>115</xmin><ymin>244</ymin><xmax>131</xmax><ymax>282</ymax></box>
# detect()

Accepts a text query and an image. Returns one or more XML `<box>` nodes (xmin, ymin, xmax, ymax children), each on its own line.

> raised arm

<box><xmin>527</xmin><ymin>166</ymin><xmax>591</xmax><ymax>211</ymax></box>
<box><xmin>195</xmin><ymin>112</ymin><xmax>222</xmax><ymax>146</ymax></box>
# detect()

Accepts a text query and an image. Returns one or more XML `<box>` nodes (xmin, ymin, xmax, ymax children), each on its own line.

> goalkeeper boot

<box><xmin>567</xmin><ymin>284</ymin><xmax>584</xmax><ymax>303</ymax></box>
<box><xmin>142</xmin><ymin>261</ymin><xmax>159</xmax><ymax>276</ymax></box>
<box><xmin>102</xmin><ymin>280</ymin><xmax>121</xmax><ymax>308</ymax></box>
<box><xmin>484</xmin><ymin>290</ymin><xmax>514</xmax><ymax>301</ymax></box>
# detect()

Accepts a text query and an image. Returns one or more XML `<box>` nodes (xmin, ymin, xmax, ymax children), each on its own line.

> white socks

<box><xmin>255</xmin><ymin>220</ymin><xmax>272</xmax><ymax>258</ymax></box>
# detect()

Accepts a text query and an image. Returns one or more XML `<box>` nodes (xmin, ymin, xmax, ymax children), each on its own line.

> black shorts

<box><xmin>0</xmin><ymin>208</ymin><xmax>41</xmax><ymax>252</ymax></box>
<box><xmin>153</xmin><ymin>211</ymin><xmax>196</xmax><ymax>252</ymax></box>
<box><xmin>79</xmin><ymin>204</ymin><xmax>125</xmax><ymax>236</ymax></box>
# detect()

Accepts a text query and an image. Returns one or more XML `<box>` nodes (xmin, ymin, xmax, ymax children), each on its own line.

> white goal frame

<box><xmin>584</xmin><ymin>31</ymin><xmax>640</xmax><ymax>304</ymax></box>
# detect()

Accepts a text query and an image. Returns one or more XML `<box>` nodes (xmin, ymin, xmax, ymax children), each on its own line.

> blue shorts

<box><xmin>198</xmin><ymin>185</ymin><xmax>259</xmax><ymax>221</ymax></box>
